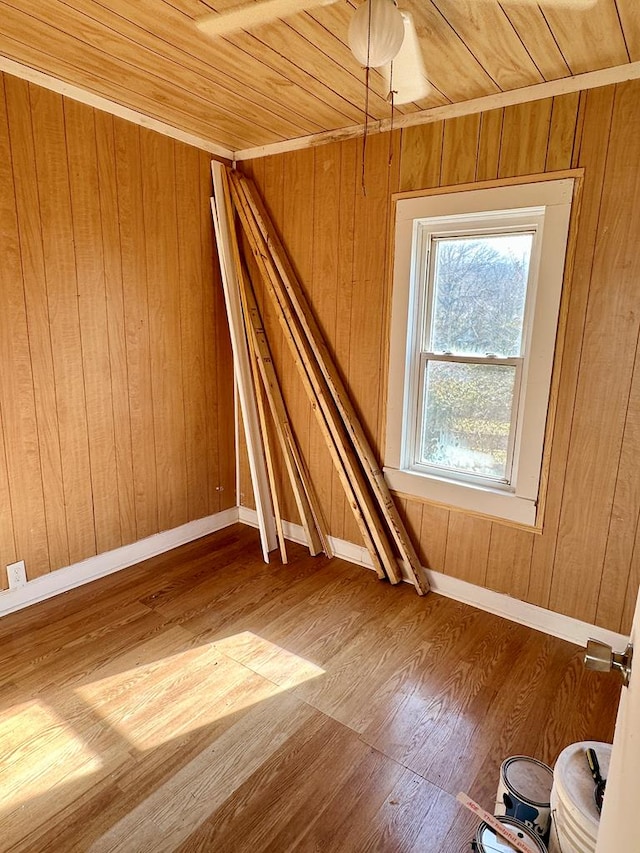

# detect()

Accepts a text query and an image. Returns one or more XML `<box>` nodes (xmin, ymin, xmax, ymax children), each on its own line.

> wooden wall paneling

<box><xmin>616</xmin><ymin>0</ymin><xmax>640</xmax><ymax>60</ymax></box>
<box><xmin>551</xmin><ymin>80</ymin><xmax>640</xmax><ymax>626</ymax></box>
<box><xmin>349</xmin><ymin>133</ymin><xmax>395</xmax><ymax>452</ymax></box>
<box><xmin>571</xmin><ymin>91</ymin><xmax>588</xmax><ymax>169</ymax></box>
<box><xmin>429</xmin><ymin>0</ymin><xmax>544</xmax><ymax>90</ymax></box>
<box><xmin>498</xmin><ymin>5</ymin><xmax>571</xmax><ymax>81</ymax></box>
<box><xmin>622</xmin><ymin>527</ymin><xmax>640</xmax><ymax>633</ymax></box>
<box><xmin>441</xmin><ymin>112</ymin><xmax>481</xmax><ymax>185</ymax></box>
<box><xmin>419</xmin><ymin>502</ymin><xmax>449</xmax><ymax>573</ymax></box>
<box><xmin>236</xmin><ymin>407</ymin><xmax>253</xmax><ymax>510</ymax></box>
<box><xmin>485</xmin><ymin>525</ymin><xmax>535</xmax><ymax>600</ymax></box>
<box><xmin>95</xmin><ymin>112</ymin><xmax>137</xmax><ymax>546</ymax></box>
<box><xmin>379</xmin><ymin>129</ymin><xmax>402</xmax><ymax>458</ymax></box>
<box><xmin>334</xmin><ymin>139</ymin><xmax>358</xmax><ymax>542</ymax></box>
<box><xmin>443</xmin><ymin>513</ymin><xmax>491</xmax><ymax>585</ymax></box>
<box><xmin>498</xmin><ymin>99</ymin><xmax>553</xmax><ymax>178</ymax></box>
<box><xmin>30</xmin><ymin>84</ymin><xmax>96</xmax><ymax>565</ymax></box>
<box><xmin>0</xmin><ymin>83</ymin><xmax>50</xmax><ymax>578</ymax></box>
<box><xmin>398</xmin><ymin>122</ymin><xmax>444</xmax><ymax>192</ymax></box>
<box><xmin>65</xmin><ymin>99</ymin><xmax>122</xmax><ymax>556</ymax></box>
<box><xmin>0</xmin><ymin>80</ymin><xmax>237</xmax><ymax>586</ymax></box>
<box><xmin>309</xmin><ymin>144</ymin><xmax>342</xmax><ymax>531</ymax></box>
<box><xmin>200</xmin><ymin>153</ymin><xmax>231</xmax><ymax>514</ymax></box>
<box><xmin>3</xmin><ymin>75</ymin><xmax>69</xmax><ymax>570</ymax></box>
<box><xmin>140</xmin><ymin>129</ymin><xmax>189</xmax><ymax>532</ymax></box>
<box><xmin>536</xmin><ymin>0</ymin><xmax>629</xmax><ymax>74</ymax></box>
<box><xmin>175</xmin><ymin>142</ymin><xmax>209</xmax><ymax>522</ymax></box>
<box><xmin>114</xmin><ymin>121</ymin><xmax>159</xmax><ymax>540</ymax></box>
<box><xmin>343</xmin><ymin>134</ymin><xmax>393</xmax><ymax>542</ymax></box>
<box><xmin>237</xmin><ymin>81</ymin><xmax>640</xmax><ymax>626</ymax></box>
<box><xmin>0</xmin><ymin>414</ymin><xmax>15</xmax><ymax>587</ymax></box>
<box><xmin>398</xmin><ymin>499</ymin><xmax>427</xmax><ymax>568</ymax></box>
<box><xmin>528</xmin><ymin>86</ymin><xmax>615</xmax><ymax>609</ymax></box>
<box><xmin>475</xmin><ymin>108</ymin><xmax>503</xmax><ymax>182</ymax></box>
<box><xmin>597</xmin><ymin>343</ymin><xmax>640</xmax><ymax>632</ymax></box>
<box><xmin>546</xmin><ymin>92</ymin><xmax>581</xmax><ymax>172</ymax></box>
<box><xmin>201</xmin><ymin>184</ymin><xmax>223</xmax><ymax>515</ymax></box>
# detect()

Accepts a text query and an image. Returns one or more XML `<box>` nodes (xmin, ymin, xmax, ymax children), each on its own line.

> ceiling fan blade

<box><xmin>380</xmin><ymin>12</ymin><xmax>430</xmax><ymax>105</ymax></box>
<box><xmin>196</xmin><ymin>0</ymin><xmax>337</xmax><ymax>37</ymax></box>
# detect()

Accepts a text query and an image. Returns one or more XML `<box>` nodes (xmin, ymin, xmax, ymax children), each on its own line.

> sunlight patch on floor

<box><xmin>0</xmin><ymin>701</ymin><xmax>103</xmax><ymax>812</ymax></box>
<box><xmin>212</xmin><ymin>630</ymin><xmax>326</xmax><ymax>686</ymax></box>
<box><xmin>73</xmin><ymin>632</ymin><xmax>324</xmax><ymax>751</ymax></box>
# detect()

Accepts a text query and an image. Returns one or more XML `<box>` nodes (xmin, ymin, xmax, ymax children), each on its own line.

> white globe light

<box><xmin>348</xmin><ymin>0</ymin><xmax>405</xmax><ymax>69</ymax></box>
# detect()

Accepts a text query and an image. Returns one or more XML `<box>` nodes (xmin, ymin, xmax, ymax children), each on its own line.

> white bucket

<box><xmin>475</xmin><ymin>816</ymin><xmax>548</xmax><ymax>853</ymax></box>
<box><xmin>549</xmin><ymin>740</ymin><xmax>611</xmax><ymax>853</ymax></box>
<box><xmin>549</xmin><ymin>786</ymin><xmax>596</xmax><ymax>852</ymax></box>
<box><xmin>495</xmin><ymin>755</ymin><xmax>554</xmax><ymax>844</ymax></box>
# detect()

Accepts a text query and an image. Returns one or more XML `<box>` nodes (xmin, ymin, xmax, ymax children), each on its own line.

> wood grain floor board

<box><xmin>359</xmin><ymin>617</ymin><xmax>526</xmax><ymax>786</ymax></box>
<box><xmin>0</xmin><ymin>604</ymin><xmax>163</xmax><ymax>694</ymax></box>
<box><xmin>176</xmin><ymin>712</ymin><xmax>373</xmax><ymax>852</ymax></box>
<box><xmin>272</xmin><ymin>744</ymin><xmax>408</xmax><ymax>853</ymax></box>
<box><xmin>204</xmin><ymin>561</ymin><xmax>411</xmax><ymax>681</ymax></box>
<box><xmin>0</xmin><ymin>522</ymin><xmax>619</xmax><ymax>852</ymax></box>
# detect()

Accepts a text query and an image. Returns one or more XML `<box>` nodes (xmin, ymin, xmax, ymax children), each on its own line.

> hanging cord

<box><xmin>362</xmin><ymin>66</ymin><xmax>370</xmax><ymax>197</ymax></box>
<box><xmin>361</xmin><ymin>0</ymin><xmax>373</xmax><ymax>197</ymax></box>
<box><xmin>388</xmin><ymin>60</ymin><xmax>395</xmax><ymax>166</ymax></box>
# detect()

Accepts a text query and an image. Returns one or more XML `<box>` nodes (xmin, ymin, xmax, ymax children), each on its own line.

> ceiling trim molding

<box><xmin>3</xmin><ymin>52</ymin><xmax>639</xmax><ymax>165</ymax></box>
<box><xmin>235</xmin><ymin>61</ymin><xmax>640</xmax><ymax>162</ymax></box>
<box><xmin>0</xmin><ymin>54</ymin><xmax>234</xmax><ymax>161</ymax></box>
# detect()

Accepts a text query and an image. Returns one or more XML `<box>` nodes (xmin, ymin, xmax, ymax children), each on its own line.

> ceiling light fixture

<box><xmin>348</xmin><ymin>0</ymin><xmax>405</xmax><ymax>68</ymax></box>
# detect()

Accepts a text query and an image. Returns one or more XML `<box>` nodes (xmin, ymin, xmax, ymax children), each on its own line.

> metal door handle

<box><xmin>584</xmin><ymin>639</ymin><xmax>633</xmax><ymax>687</ymax></box>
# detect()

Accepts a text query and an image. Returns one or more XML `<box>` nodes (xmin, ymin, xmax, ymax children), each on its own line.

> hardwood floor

<box><xmin>0</xmin><ymin>524</ymin><xmax>619</xmax><ymax>852</ymax></box>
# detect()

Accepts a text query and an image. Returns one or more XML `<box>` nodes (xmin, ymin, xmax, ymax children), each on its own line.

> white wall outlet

<box><xmin>7</xmin><ymin>560</ymin><xmax>27</xmax><ymax>589</ymax></box>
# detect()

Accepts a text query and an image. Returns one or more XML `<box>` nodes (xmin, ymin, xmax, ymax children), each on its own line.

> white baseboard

<box><xmin>239</xmin><ymin>507</ymin><xmax>629</xmax><ymax>650</ymax></box>
<box><xmin>0</xmin><ymin>507</ymin><xmax>239</xmax><ymax>618</ymax></box>
<box><xmin>4</xmin><ymin>502</ymin><xmax>628</xmax><ymax>651</ymax></box>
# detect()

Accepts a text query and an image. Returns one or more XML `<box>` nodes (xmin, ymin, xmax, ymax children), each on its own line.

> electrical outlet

<box><xmin>7</xmin><ymin>560</ymin><xmax>27</xmax><ymax>589</ymax></box>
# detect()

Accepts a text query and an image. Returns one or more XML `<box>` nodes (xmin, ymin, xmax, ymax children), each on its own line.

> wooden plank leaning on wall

<box><xmin>224</xmin><ymin>167</ymin><xmax>429</xmax><ymax>595</ymax></box>
<box><xmin>210</xmin><ymin>161</ymin><xmax>277</xmax><ymax>562</ymax></box>
<box><xmin>212</xmin><ymin>164</ymin><xmax>330</xmax><ymax>563</ymax></box>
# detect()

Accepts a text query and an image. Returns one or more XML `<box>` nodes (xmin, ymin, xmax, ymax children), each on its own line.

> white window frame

<box><xmin>384</xmin><ymin>178</ymin><xmax>575</xmax><ymax>526</ymax></box>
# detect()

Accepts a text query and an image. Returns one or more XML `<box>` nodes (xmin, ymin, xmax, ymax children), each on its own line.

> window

<box><xmin>385</xmin><ymin>178</ymin><xmax>575</xmax><ymax>526</ymax></box>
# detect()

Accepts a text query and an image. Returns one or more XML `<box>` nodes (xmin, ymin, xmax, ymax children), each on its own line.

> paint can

<box><xmin>495</xmin><ymin>756</ymin><xmax>554</xmax><ymax>844</ymax></box>
<box><xmin>474</xmin><ymin>815</ymin><xmax>548</xmax><ymax>853</ymax></box>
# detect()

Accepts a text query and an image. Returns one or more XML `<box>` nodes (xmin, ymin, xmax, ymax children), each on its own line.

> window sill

<box><xmin>383</xmin><ymin>466</ymin><xmax>537</xmax><ymax>526</ymax></box>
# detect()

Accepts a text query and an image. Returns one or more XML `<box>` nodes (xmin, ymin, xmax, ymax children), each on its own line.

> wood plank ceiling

<box><xmin>0</xmin><ymin>0</ymin><xmax>636</xmax><ymax>155</ymax></box>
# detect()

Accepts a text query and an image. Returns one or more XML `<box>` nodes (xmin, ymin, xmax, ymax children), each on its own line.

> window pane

<box><xmin>428</xmin><ymin>233</ymin><xmax>532</xmax><ymax>357</ymax></box>
<box><xmin>419</xmin><ymin>361</ymin><xmax>517</xmax><ymax>481</ymax></box>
